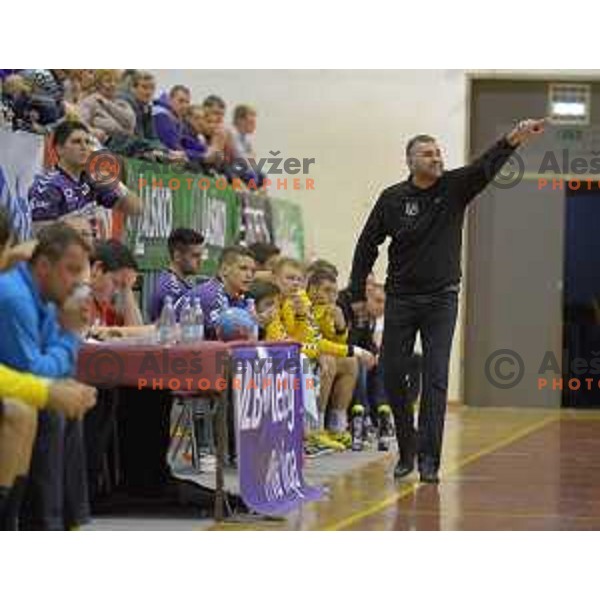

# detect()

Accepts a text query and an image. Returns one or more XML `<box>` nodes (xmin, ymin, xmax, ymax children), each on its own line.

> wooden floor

<box><xmin>213</xmin><ymin>407</ymin><xmax>600</xmax><ymax>531</ymax></box>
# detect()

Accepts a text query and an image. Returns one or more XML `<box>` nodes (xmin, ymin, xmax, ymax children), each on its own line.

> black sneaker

<box><xmin>393</xmin><ymin>460</ymin><xmax>414</xmax><ymax>479</ymax></box>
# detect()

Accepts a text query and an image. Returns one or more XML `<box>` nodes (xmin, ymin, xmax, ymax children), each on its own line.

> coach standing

<box><xmin>349</xmin><ymin>119</ymin><xmax>544</xmax><ymax>483</ymax></box>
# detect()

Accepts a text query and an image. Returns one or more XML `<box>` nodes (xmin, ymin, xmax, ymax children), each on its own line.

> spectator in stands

<box><xmin>29</xmin><ymin>120</ymin><xmax>142</xmax><ymax>238</ymax></box>
<box><xmin>176</xmin><ymin>245</ymin><xmax>255</xmax><ymax>339</ymax></box>
<box><xmin>249</xmin><ymin>242</ymin><xmax>281</xmax><ymax>281</ymax></box>
<box><xmin>203</xmin><ymin>95</ymin><xmax>226</xmax><ymax>124</ymax></box>
<box><xmin>1</xmin><ymin>74</ymin><xmax>37</xmax><ymax>132</ymax></box>
<box><xmin>152</xmin><ymin>85</ymin><xmax>193</xmax><ymax>162</ymax></box>
<box><xmin>119</xmin><ymin>71</ymin><xmax>172</xmax><ymax>160</ymax></box>
<box><xmin>0</xmin><ymin>223</ymin><xmax>92</xmax><ymax>530</ymax></box>
<box><xmin>0</xmin><ymin>210</ymin><xmax>96</xmax><ymax>530</ymax></box>
<box><xmin>18</xmin><ymin>69</ymin><xmax>69</xmax><ymax>128</ymax></box>
<box><xmin>79</xmin><ymin>70</ymin><xmax>136</xmax><ymax>146</ymax></box>
<box><xmin>88</xmin><ymin>240</ymin><xmax>143</xmax><ymax>328</ymax></box>
<box><xmin>149</xmin><ymin>228</ymin><xmax>205</xmax><ymax>322</ymax></box>
<box><xmin>230</xmin><ymin>105</ymin><xmax>263</xmax><ymax>184</ymax></box>
<box><xmin>71</xmin><ymin>69</ymin><xmax>96</xmax><ymax>101</ymax></box>
<box><xmin>181</xmin><ymin>105</ymin><xmax>210</xmax><ymax>165</ymax></box>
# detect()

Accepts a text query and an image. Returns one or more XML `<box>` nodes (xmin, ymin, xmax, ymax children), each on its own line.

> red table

<box><xmin>77</xmin><ymin>340</ymin><xmax>230</xmax><ymax>520</ymax></box>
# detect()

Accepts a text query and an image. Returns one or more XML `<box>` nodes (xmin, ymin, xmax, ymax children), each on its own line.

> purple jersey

<box><xmin>149</xmin><ymin>269</ymin><xmax>194</xmax><ymax>323</ymax></box>
<box><xmin>29</xmin><ymin>167</ymin><xmax>121</xmax><ymax>233</ymax></box>
<box><xmin>174</xmin><ymin>277</ymin><xmax>250</xmax><ymax>339</ymax></box>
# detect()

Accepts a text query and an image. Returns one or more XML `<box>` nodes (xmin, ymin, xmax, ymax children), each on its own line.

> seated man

<box><xmin>0</xmin><ymin>223</ymin><xmax>91</xmax><ymax>530</ymax></box>
<box><xmin>0</xmin><ymin>208</ymin><xmax>96</xmax><ymax>530</ymax></box>
<box><xmin>230</xmin><ymin>104</ymin><xmax>263</xmax><ymax>184</ymax></box>
<box><xmin>176</xmin><ymin>245</ymin><xmax>256</xmax><ymax>339</ymax></box>
<box><xmin>28</xmin><ymin>120</ymin><xmax>142</xmax><ymax>240</ymax></box>
<box><xmin>89</xmin><ymin>240</ymin><xmax>143</xmax><ymax>329</ymax></box>
<box><xmin>149</xmin><ymin>228</ymin><xmax>205</xmax><ymax>323</ymax></box>
<box><xmin>152</xmin><ymin>85</ymin><xmax>192</xmax><ymax>162</ymax></box>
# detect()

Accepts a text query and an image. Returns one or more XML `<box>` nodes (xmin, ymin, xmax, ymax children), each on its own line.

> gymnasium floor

<box><xmin>87</xmin><ymin>407</ymin><xmax>600</xmax><ymax>531</ymax></box>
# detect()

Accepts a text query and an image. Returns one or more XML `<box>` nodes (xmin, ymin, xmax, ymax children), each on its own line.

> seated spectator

<box><xmin>70</xmin><ymin>69</ymin><xmax>96</xmax><ymax>102</ymax></box>
<box><xmin>1</xmin><ymin>74</ymin><xmax>37</xmax><ymax>132</ymax></box>
<box><xmin>202</xmin><ymin>95</ymin><xmax>226</xmax><ymax>127</ymax></box>
<box><xmin>176</xmin><ymin>245</ymin><xmax>255</xmax><ymax>339</ymax></box>
<box><xmin>152</xmin><ymin>85</ymin><xmax>192</xmax><ymax>162</ymax></box>
<box><xmin>149</xmin><ymin>228</ymin><xmax>205</xmax><ymax>322</ymax></box>
<box><xmin>29</xmin><ymin>120</ymin><xmax>142</xmax><ymax>239</ymax></box>
<box><xmin>181</xmin><ymin>105</ymin><xmax>210</xmax><ymax>165</ymax></box>
<box><xmin>19</xmin><ymin>69</ymin><xmax>66</xmax><ymax>127</ymax></box>
<box><xmin>120</xmin><ymin>71</ymin><xmax>165</xmax><ymax>154</ymax></box>
<box><xmin>0</xmin><ymin>210</ymin><xmax>96</xmax><ymax>530</ymax></box>
<box><xmin>230</xmin><ymin>104</ymin><xmax>263</xmax><ymax>184</ymax></box>
<box><xmin>78</xmin><ymin>70</ymin><xmax>136</xmax><ymax>146</ymax></box>
<box><xmin>0</xmin><ymin>223</ymin><xmax>92</xmax><ymax>530</ymax></box>
<box><xmin>249</xmin><ymin>242</ymin><xmax>281</xmax><ymax>281</ymax></box>
<box><xmin>88</xmin><ymin>240</ymin><xmax>143</xmax><ymax>328</ymax></box>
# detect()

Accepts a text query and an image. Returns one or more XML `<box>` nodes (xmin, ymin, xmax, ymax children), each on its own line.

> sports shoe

<box><xmin>350</xmin><ymin>405</ymin><xmax>365</xmax><ymax>451</ymax></box>
<box><xmin>328</xmin><ymin>430</ymin><xmax>352</xmax><ymax>450</ymax></box>
<box><xmin>304</xmin><ymin>440</ymin><xmax>333</xmax><ymax>458</ymax></box>
<box><xmin>377</xmin><ymin>404</ymin><xmax>393</xmax><ymax>452</ymax></box>
<box><xmin>306</xmin><ymin>430</ymin><xmax>346</xmax><ymax>452</ymax></box>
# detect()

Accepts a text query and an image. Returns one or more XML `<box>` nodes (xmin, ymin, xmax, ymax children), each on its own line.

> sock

<box><xmin>318</xmin><ymin>411</ymin><xmax>325</xmax><ymax>431</ymax></box>
<box><xmin>329</xmin><ymin>409</ymin><xmax>348</xmax><ymax>433</ymax></box>
<box><xmin>3</xmin><ymin>476</ymin><xmax>27</xmax><ymax>531</ymax></box>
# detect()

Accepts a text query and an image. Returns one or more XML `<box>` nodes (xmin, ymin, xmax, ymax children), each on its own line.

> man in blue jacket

<box><xmin>0</xmin><ymin>223</ymin><xmax>91</xmax><ymax>529</ymax></box>
<box><xmin>152</xmin><ymin>85</ymin><xmax>194</xmax><ymax>161</ymax></box>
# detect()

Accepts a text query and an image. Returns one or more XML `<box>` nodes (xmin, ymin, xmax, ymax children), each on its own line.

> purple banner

<box><xmin>231</xmin><ymin>342</ymin><xmax>323</xmax><ymax>516</ymax></box>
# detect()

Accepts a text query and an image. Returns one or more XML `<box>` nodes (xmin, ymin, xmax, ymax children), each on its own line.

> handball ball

<box><xmin>216</xmin><ymin>308</ymin><xmax>256</xmax><ymax>342</ymax></box>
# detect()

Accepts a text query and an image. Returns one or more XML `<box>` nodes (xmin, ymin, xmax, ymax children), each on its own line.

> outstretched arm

<box><xmin>448</xmin><ymin>118</ymin><xmax>545</xmax><ymax>204</ymax></box>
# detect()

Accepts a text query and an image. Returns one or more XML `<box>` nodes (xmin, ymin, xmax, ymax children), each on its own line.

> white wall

<box><xmin>151</xmin><ymin>69</ymin><xmax>470</xmax><ymax>400</ymax></box>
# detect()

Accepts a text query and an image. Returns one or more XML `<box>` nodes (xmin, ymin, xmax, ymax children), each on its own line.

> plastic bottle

<box><xmin>246</xmin><ymin>298</ymin><xmax>259</xmax><ymax>341</ymax></box>
<box><xmin>192</xmin><ymin>297</ymin><xmax>204</xmax><ymax>341</ymax></box>
<box><xmin>157</xmin><ymin>295</ymin><xmax>177</xmax><ymax>345</ymax></box>
<box><xmin>180</xmin><ymin>297</ymin><xmax>196</xmax><ymax>344</ymax></box>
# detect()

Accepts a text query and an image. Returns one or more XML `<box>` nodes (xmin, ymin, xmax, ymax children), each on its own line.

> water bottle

<box><xmin>246</xmin><ymin>298</ymin><xmax>259</xmax><ymax>341</ymax></box>
<box><xmin>157</xmin><ymin>295</ymin><xmax>176</xmax><ymax>345</ymax></box>
<box><xmin>192</xmin><ymin>297</ymin><xmax>204</xmax><ymax>341</ymax></box>
<box><xmin>180</xmin><ymin>297</ymin><xmax>196</xmax><ymax>344</ymax></box>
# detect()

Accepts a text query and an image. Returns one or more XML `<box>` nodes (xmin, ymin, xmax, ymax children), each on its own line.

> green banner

<box><xmin>124</xmin><ymin>159</ymin><xmax>242</xmax><ymax>273</ymax></box>
<box><xmin>270</xmin><ymin>197</ymin><xmax>305</xmax><ymax>260</ymax></box>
